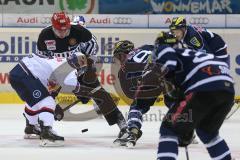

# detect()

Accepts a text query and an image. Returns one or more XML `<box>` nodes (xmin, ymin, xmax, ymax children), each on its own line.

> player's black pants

<box><xmin>77</xmin><ymin>67</ymin><xmax>125</xmax><ymax>126</ymax></box>
<box><xmin>161</xmin><ymin>90</ymin><xmax>234</xmax><ymax>141</ymax></box>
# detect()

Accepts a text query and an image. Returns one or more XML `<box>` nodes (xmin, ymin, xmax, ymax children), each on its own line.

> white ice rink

<box><xmin>0</xmin><ymin>104</ymin><xmax>239</xmax><ymax>160</ymax></box>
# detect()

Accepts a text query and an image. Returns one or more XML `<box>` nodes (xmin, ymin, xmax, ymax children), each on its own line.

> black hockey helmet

<box><xmin>169</xmin><ymin>16</ymin><xmax>187</xmax><ymax>30</ymax></box>
<box><xmin>155</xmin><ymin>31</ymin><xmax>178</xmax><ymax>47</ymax></box>
<box><xmin>113</xmin><ymin>40</ymin><xmax>134</xmax><ymax>60</ymax></box>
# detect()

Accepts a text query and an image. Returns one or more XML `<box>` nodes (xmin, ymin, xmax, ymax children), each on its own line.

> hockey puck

<box><xmin>81</xmin><ymin>128</ymin><xmax>88</xmax><ymax>133</ymax></box>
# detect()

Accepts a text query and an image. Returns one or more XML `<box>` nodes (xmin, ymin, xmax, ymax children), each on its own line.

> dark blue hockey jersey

<box><xmin>118</xmin><ymin>45</ymin><xmax>154</xmax><ymax>99</ymax></box>
<box><xmin>127</xmin><ymin>45</ymin><xmax>154</xmax><ymax>63</ymax></box>
<box><xmin>153</xmin><ymin>45</ymin><xmax>234</xmax><ymax>94</ymax></box>
<box><xmin>124</xmin><ymin>45</ymin><xmax>154</xmax><ymax>78</ymax></box>
<box><xmin>182</xmin><ymin>25</ymin><xmax>229</xmax><ymax>64</ymax></box>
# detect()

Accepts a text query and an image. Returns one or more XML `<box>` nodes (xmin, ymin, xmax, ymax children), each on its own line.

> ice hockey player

<box><xmin>9</xmin><ymin>51</ymin><xmax>89</xmax><ymax>147</ymax></box>
<box><xmin>70</xmin><ymin>15</ymin><xmax>98</xmax><ymax>64</ymax></box>
<box><xmin>151</xmin><ymin>32</ymin><xmax>235</xmax><ymax>160</ymax></box>
<box><xmin>112</xmin><ymin>39</ymin><xmax>167</xmax><ymax>147</ymax></box>
<box><xmin>169</xmin><ymin>16</ymin><xmax>229</xmax><ymax>64</ymax></box>
<box><xmin>36</xmin><ymin>12</ymin><xmax>126</xmax><ymax>133</ymax></box>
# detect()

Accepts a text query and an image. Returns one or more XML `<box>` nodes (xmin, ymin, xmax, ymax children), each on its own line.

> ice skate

<box><xmin>39</xmin><ymin>121</ymin><xmax>64</xmax><ymax>147</ymax></box>
<box><xmin>23</xmin><ymin>114</ymin><xmax>41</xmax><ymax>139</ymax></box>
<box><xmin>113</xmin><ymin>127</ymin><xmax>142</xmax><ymax>148</ymax></box>
<box><xmin>113</xmin><ymin>127</ymin><xmax>129</xmax><ymax>146</ymax></box>
<box><xmin>24</xmin><ymin>124</ymin><xmax>41</xmax><ymax>139</ymax></box>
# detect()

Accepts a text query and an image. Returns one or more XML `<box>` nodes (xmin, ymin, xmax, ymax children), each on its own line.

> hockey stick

<box><xmin>54</xmin><ymin>99</ymin><xmax>81</xmax><ymax>121</ymax></box>
<box><xmin>185</xmin><ymin>146</ymin><xmax>190</xmax><ymax>160</ymax></box>
<box><xmin>62</xmin><ymin>99</ymin><xmax>81</xmax><ymax>112</ymax></box>
<box><xmin>56</xmin><ymin>86</ymin><xmax>120</xmax><ymax>121</ymax></box>
<box><xmin>60</xmin><ymin>86</ymin><xmax>102</xmax><ymax>112</ymax></box>
<box><xmin>225</xmin><ymin>102</ymin><xmax>240</xmax><ymax>120</ymax></box>
<box><xmin>61</xmin><ymin>89</ymin><xmax>120</xmax><ymax>113</ymax></box>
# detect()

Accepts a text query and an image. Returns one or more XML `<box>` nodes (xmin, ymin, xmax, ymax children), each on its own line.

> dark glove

<box><xmin>178</xmin><ymin>131</ymin><xmax>195</xmax><ymax>147</ymax></box>
<box><xmin>54</xmin><ymin>104</ymin><xmax>64</xmax><ymax>121</ymax></box>
<box><xmin>164</xmin><ymin>86</ymin><xmax>185</xmax><ymax>107</ymax></box>
<box><xmin>77</xmin><ymin>96</ymin><xmax>90</xmax><ymax>104</ymax></box>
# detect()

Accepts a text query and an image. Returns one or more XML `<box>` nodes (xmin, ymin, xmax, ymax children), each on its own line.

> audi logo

<box><xmin>40</xmin><ymin>17</ymin><xmax>52</xmax><ymax>25</ymax></box>
<box><xmin>113</xmin><ymin>17</ymin><xmax>133</xmax><ymax>24</ymax></box>
<box><xmin>189</xmin><ymin>17</ymin><xmax>209</xmax><ymax>25</ymax></box>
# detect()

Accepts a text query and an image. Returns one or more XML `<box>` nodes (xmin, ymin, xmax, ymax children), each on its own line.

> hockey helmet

<box><xmin>169</xmin><ymin>16</ymin><xmax>187</xmax><ymax>30</ymax></box>
<box><xmin>155</xmin><ymin>31</ymin><xmax>178</xmax><ymax>47</ymax></box>
<box><xmin>113</xmin><ymin>40</ymin><xmax>134</xmax><ymax>62</ymax></box>
<box><xmin>67</xmin><ymin>52</ymin><xmax>88</xmax><ymax>70</ymax></box>
<box><xmin>51</xmin><ymin>12</ymin><xmax>71</xmax><ymax>38</ymax></box>
<box><xmin>72</xmin><ymin>15</ymin><xmax>86</xmax><ymax>27</ymax></box>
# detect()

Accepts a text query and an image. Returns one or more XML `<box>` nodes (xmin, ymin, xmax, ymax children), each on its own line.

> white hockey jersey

<box><xmin>21</xmin><ymin>54</ymin><xmax>78</xmax><ymax>93</ymax></box>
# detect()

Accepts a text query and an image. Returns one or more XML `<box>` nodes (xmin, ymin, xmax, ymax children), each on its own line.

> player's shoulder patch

<box><xmin>190</xmin><ymin>37</ymin><xmax>201</xmax><ymax>47</ymax></box>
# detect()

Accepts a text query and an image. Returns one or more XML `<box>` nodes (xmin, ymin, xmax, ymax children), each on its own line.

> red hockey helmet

<box><xmin>51</xmin><ymin>11</ymin><xmax>70</xmax><ymax>30</ymax></box>
<box><xmin>51</xmin><ymin>12</ymin><xmax>71</xmax><ymax>38</ymax></box>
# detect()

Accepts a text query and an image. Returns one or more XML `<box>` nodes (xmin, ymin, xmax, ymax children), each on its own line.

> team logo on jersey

<box><xmin>69</xmin><ymin>38</ymin><xmax>77</xmax><ymax>46</ymax></box>
<box><xmin>45</xmin><ymin>40</ymin><xmax>56</xmax><ymax>50</ymax></box>
<box><xmin>33</xmin><ymin>90</ymin><xmax>41</xmax><ymax>99</ymax></box>
<box><xmin>190</xmin><ymin>37</ymin><xmax>201</xmax><ymax>47</ymax></box>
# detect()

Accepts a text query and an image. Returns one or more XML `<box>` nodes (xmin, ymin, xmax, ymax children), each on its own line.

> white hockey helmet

<box><xmin>72</xmin><ymin>16</ymin><xmax>86</xmax><ymax>27</ymax></box>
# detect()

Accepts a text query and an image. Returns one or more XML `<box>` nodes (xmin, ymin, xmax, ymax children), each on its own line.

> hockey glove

<box><xmin>178</xmin><ymin>131</ymin><xmax>195</xmax><ymax>147</ymax></box>
<box><xmin>54</xmin><ymin>104</ymin><xmax>64</xmax><ymax>121</ymax></box>
<box><xmin>77</xmin><ymin>96</ymin><xmax>90</xmax><ymax>104</ymax></box>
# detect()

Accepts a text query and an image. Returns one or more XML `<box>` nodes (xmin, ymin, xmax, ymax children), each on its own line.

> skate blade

<box><xmin>24</xmin><ymin>134</ymin><xmax>40</xmax><ymax>139</ymax></box>
<box><xmin>113</xmin><ymin>139</ymin><xmax>126</xmax><ymax>147</ymax></box>
<box><xmin>126</xmin><ymin>141</ymin><xmax>135</xmax><ymax>148</ymax></box>
<box><xmin>113</xmin><ymin>139</ymin><xmax>136</xmax><ymax>148</ymax></box>
<box><xmin>39</xmin><ymin>139</ymin><xmax>64</xmax><ymax>147</ymax></box>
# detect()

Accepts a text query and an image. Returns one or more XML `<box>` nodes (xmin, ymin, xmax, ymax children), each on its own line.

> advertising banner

<box><xmin>149</xmin><ymin>14</ymin><xmax>226</xmax><ymax>28</ymax></box>
<box><xmin>3</xmin><ymin>14</ymin><xmax>148</xmax><ymax>28</ymax></box>
<box><xmin>226</xmin><ymin>15</ymin><xmax>240</xmax><ymax>28</ymax></box>
<box><xmin>1</xmin><ymin>28</ymin><xmax>240</xmax><ymax>97</ymax></box>
<box><xmin>4</xmin><ymin>14</ymin><xmax>240</xmax><ymax>28</ymax></box>
<box><xmin>0</xmin><ymin>0</ymin><xmax>98</xmax><ymax>14</ymax></box>
<box><xmin>99</xmin><ymin>0</ymin><xmax>239</xmax><ymax>14</ymax></box>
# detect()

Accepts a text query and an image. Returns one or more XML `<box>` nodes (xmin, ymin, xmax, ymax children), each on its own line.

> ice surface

<box><xmin>0</xmin><ymin>104</ymin><xmax>239</xmax><ymax>160</ymax></box>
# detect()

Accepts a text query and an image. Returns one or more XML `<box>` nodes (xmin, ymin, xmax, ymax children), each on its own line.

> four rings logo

<box><xmin>113</xmin><ymin>17</ymin><xmax>133</xmax><ymax>25</ymax></box>
<box><xmin>40</xmin><ymin>17</ymin><xmax>52</xmax><ymax>25</ymax></box>
<box><xmin>189</xmin><ymin>17</ymin><xmax>209</xmax><ymax>25</ymax></box>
